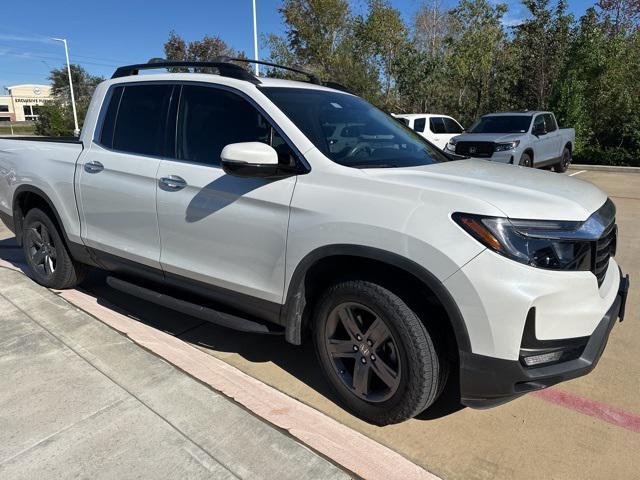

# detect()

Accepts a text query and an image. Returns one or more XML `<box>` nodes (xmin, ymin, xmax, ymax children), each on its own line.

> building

<box><xmin>0</xmin><ymin>84</ymin><xmax>54</xmax><ymax>123</ymax></box>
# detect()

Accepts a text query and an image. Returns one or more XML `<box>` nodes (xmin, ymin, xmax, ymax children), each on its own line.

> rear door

<box><xmin>155</xmin><ymin>84</ymin><xmax>297</xmax><ymax>307</ymax></box>
<box><xmin>78</xmin><ymin>83</ymin><xmax>175</xmax><ymax>269</ymax></box>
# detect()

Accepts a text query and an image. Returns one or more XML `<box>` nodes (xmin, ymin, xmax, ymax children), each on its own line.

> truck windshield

<box><xmin>261</xmin><ymin>87</ymin><xmax>448</xmax><ymax>168</ymax></box>
<box><xmin>468</xmin><ymin>115</ymin><xmax>532</xmax><ymax>134</ymax></box>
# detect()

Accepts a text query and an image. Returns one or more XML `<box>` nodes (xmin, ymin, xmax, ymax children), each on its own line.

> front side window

<box><xmin>533</xmin><ymin>115</ymin><xmax>546</xmax><ymax>133</ymax></box>
<box><xmin>178</xmin><ymin>85</ymin><xmax>297</xmax><ymax>167</ymax></box>
<box><xmin>469</xmin><ymin>115</ymin><xmax>533</xmax><ymax>134</ymax></box>
<box><xmin>261</xmin><ymin>87</ymin><xmax>448</xmax><ymax>168</ymax></box>
<box><xmin>111</xmin><ymin>84</ymin><xmax>173</xmax><ymax>156</ymax></box>
<box><xmin>443</xmin><ymin>117</ymin><xmax>464</xmax><ymax>134</ymax></box>
<box><xmin>413</xmin><ymin>117</ymin><xmax>426</xmax><ymax>132</ymax></box>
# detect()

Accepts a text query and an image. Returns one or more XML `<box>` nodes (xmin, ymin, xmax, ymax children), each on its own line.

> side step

<box><xmin>106</xmin><ymin>276</ymin><xmax>284</xmax><ymax>335</ymax></box>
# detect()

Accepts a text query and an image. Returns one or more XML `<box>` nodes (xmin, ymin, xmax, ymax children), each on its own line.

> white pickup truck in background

<box><xmin>444</xmin><ymin>111</ymin><xmax>576</xmax><ymax>172</ymax></box>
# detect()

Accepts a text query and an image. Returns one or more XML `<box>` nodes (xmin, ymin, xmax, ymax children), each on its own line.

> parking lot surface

<box><xmin>0</xmin><ymin>168</ymin><xmax>638</xmax><ymax>479</ymax></box>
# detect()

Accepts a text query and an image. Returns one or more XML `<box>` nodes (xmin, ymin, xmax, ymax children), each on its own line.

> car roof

<box><xmin>482</xmin><ymin>111</ymin><xmax>549</xmax><ymax>117</ymax></box>
<box><xmin>103</xmin><ymin>72</ymin><xmax>348</xmax><ymax>94</ymax></box>
<box><xmin>394</xmin><ymin>113</ymin><xmax>453</xmax><ymax>119</ymax></box>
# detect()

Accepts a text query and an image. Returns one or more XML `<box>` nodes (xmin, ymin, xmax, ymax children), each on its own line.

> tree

<box><xmin>35</xmin><ymin>64</ymin><xmax>103</xmax><ymax>136</ymax></box>
<box><xmin>163</xmin><ymin>31</ymin><xmax>247</xmax><ymax>72</ymax></box>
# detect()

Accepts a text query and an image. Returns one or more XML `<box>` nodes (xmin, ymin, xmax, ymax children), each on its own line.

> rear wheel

<box><xmin>519</xmin><ymin>152</ymin><xmax>533</xmax><ymax>167</ymax></box>
<box><xmin>313</xmin><ymin>280</ymin><xmax>447</xmax><ymax>425</ymax></box>
<box><xmin>22</xmin><ymin>208</ymin><xmax>86</xmax><ymax>289</ymax></box>
<box><xmin>553</xmin><ymin>147</ymin><xmax>572</xmax><ymax>173</ymax></box>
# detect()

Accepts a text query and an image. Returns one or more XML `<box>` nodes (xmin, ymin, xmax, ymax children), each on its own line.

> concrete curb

<box><xmin>571</xmin><ymin>164</ymin><xmax>640</xmax><ymax>173</ymax></box>
<box><xmin>0</xmin><ymin>260</ymin><xmax>440</xmax><ymax>480</ymax></box>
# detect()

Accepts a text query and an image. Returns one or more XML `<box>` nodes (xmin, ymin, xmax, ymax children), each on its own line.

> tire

<box><xmin>519</xmin><ymin>152</ymin><xmax>533</xmax><ymax>167</ymax></box>
<box><xmin>313</xmin><ymin>280</ymin><xmax>447</xmax><ymax>425</ymax></box>
<box><xmin>553</xmin><ymin>147</ymin><xmax>572</xmax><ymax>173</ymax></box>
<box><xmin>22</xmin><ymin>208</ymin><xmax>86</xmax><ymax>289</ymax></box>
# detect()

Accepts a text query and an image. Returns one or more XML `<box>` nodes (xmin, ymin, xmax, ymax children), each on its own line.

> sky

<box><xmin>0</xmin><ymin>0</ymin><xmax>596</xmax><ymax>91</ymax></box>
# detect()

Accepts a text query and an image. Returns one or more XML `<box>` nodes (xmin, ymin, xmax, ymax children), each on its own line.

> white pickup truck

<box><xmin>444</xmin><ymin>111</ymin><xmax>576</xmax><ymax>172</ymax></box>
<box><xmin>0</xmin><ymin>59</ymin><xmax>629</xmax><ymax>425</ymax></box>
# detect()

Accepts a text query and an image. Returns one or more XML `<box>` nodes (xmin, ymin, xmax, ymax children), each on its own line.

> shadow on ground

<box><xmin>0</xmin><ymin>236</ymin><xmax>464</xmax><ymax>422</ymax></box>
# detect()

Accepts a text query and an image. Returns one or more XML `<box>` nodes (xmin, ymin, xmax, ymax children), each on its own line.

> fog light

<box><xmin>523</xmin><ymin>350</ymin><xmax>563</xmax><ymax>366</ymax></box>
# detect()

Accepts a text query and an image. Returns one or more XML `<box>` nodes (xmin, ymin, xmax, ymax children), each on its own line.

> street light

<box><xmin>52</xmin><ymin>38</ymin><xmax>80</xmax><ymax>137</ymax></box>
<box><xmin>252</xmin><ymin>0</ymin><xmax>259</xmax><ymax>76</ymax></box>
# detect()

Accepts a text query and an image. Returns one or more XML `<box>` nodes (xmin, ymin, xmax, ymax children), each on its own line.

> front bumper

<box><xmin>459</xmin><ymin>271</ymin><xmax>630</xmax><ymax>408</ymax></box>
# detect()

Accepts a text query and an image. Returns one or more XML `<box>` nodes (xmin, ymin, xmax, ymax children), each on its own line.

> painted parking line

<box><xmin>532</xmin><ymin>388</ymin><xmax>640</xmax><ymax>433</ymax></box>
<box><xmin>569</xmin><ymin>170</ymin><xmax>586</xmax><ymax>176</ymax></box>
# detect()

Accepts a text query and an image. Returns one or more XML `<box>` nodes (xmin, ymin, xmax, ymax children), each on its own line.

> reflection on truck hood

<box><xmin>363</xmin><ymin>159</ymin><xmax>607</xmax><ymax>221</ymax></box>
<box><xmin>453</xmin><ymin>133</ymin><xmax>524</xmax><ymax>143</ymax></box>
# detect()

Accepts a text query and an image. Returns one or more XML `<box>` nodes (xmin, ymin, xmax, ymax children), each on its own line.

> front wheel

<box><xmin>553</xmin><ymin>147</ymin><xmax>572</xmax><ymax>173</ymax></box>
<box><xmin>22</xmin><ymin>208</ymin><xmax>86</xmax><ymax>289</ymax></box>
<box><xmin>313</xmin><ymin>280</ymin><xmax>447</xmax><ymax>425</ymax></box>
<box><xmin>519</xmin><ymin>152</ymin><xmax>533</xmax><ymax>167</ymax></box>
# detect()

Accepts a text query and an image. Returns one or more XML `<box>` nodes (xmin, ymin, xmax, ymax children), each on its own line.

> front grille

<box><xmin>455</xmin><ymin>141</ymin><xmax>494</xmax><ymax>158</ymax></box>
<box><xmin>593</xmin><ymin>222</ymin><xmax>617</xmax><ymax>287</ymax></box>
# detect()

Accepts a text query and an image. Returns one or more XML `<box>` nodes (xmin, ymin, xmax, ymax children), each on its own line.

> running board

<box><xmin>106</xmin><ymin>276</ymin><xmax>284</xmax><ymax>335</ymax></box>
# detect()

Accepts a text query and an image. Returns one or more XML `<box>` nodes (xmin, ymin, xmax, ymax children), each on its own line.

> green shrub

<box><xmin>573</xmin><ymin>147</ymin><xmax>640</xmax><ymax>167</ymax></box>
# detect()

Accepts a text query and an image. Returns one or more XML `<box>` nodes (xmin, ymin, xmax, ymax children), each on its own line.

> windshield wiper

<box><xmin>349</xmin><ymin>162</ymin><xmax>399</xmax><ymax>168</ymax></box>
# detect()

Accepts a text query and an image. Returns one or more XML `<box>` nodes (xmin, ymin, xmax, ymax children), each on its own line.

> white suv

<box><xmin>393</xmin><ymin>113</ymin><xmax>464</xmax><ymax>149</ymax></box>
<box><xmin>0</xmin><ymin>59</ymin><xmax>629</xmax><ymax>425</ymax></box>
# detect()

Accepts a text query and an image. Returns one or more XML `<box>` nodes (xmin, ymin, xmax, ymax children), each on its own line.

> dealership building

<box><xmin>0</xmin><ymin>84</ymin><xmax>54</xmax><ymax>123</ymax></box>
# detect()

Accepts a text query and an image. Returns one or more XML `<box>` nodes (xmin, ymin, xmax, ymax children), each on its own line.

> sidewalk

<box><xmin>0</xmin><ymin>267</ymin><xmax>349</xmax><ymax>480</ymax></box>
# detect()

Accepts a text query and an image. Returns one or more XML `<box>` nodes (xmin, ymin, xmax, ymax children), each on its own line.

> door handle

<box><xmin>84</xmin><ymin>160</ymin><xmax>104</xmax><ymax>173</ymax></box>
<box><xmin>159</xmin><ymin>175</ymin><xmax>187</xmax><ymax>191</ymax></box>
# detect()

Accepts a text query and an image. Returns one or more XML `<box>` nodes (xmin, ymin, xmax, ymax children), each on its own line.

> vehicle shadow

<box><xmin>0</xmin><ymin>236</ymin><xmax>465</xmax><ymax>423</ymax></box>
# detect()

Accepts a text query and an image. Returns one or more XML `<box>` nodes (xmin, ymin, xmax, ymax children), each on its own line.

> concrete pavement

<box><xmin>0</xmin><ymin>268</ymin><xmax>349</xmax><ymax>480</ymax></box>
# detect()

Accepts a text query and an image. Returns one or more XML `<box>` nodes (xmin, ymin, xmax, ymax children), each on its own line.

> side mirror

<box><xmin>533</xmin><ymin>125</ymin><xmax>547</xmax><ymax>136</ymax></box>
<box><xmin>221</xmin><ymin>142</ymin><xmax>280</xmax><ymax>178</ymax></box>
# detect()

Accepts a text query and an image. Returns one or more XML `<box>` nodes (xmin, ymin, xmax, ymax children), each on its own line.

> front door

<box><xmin>156</xmin><ymin>84</ymin><xmax>297</xmax><ymax>307</ymax></box>
<box><xmin>532</xmin><ymin>114</ymin><xmax>555</xmax><ymax>164</ymax></box>
<box><xmin>78</xmin><ymin>83</ymin><xmax>175</xmax><ymax>269</ymax></box>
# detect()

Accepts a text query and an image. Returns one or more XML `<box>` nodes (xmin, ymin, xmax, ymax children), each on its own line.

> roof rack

<box><xmin>111</xmin><ymin>57</ymin><xmax>352</xmax><ymax>93</ymax></box>
<box><xmin>111</xmin><ymin>59</ymin><xmax>260</xmax><ymax>84</ymax></box>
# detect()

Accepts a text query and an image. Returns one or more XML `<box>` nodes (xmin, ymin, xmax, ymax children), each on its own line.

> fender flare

<box><xmin>281</xmin><ymin>244</ymin><xmax>471</xmax><ymax>353</ymax></box>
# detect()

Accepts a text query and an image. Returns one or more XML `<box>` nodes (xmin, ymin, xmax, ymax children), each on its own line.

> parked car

<box><xmin>445</xmin><ymin>111</ymin><xmax>575</xmax><ymax>172</ymax></box>
<box><xmin>392</xmin><ymin>113</ymin><xmax>464</xmax><ymax>150</ymax></box>
<box><xmin>0</xmin><ymin>59</ymin><xmax>629</xmax><ymax>425</ymax></box>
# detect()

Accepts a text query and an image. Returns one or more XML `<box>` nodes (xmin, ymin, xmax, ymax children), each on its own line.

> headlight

<box><xmin>494</xmin><ymin>141</ymin><xmax>520</xmax><ymax>152</ymax></box>
<box><xmin>452</xmin><ymin>213</ymin><xmax>592</xmax><ymax>271</ymax></box>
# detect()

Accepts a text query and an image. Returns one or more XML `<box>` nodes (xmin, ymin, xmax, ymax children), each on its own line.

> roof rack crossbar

<box><xmin>214</xmin><ymin>56</ymin><xmax>322</xmax><ymax>85</ymax></box>
<box><xmin>111</xmin><ymin>60</ymin><xmax>261</xmax><ymax>84</ymax></box>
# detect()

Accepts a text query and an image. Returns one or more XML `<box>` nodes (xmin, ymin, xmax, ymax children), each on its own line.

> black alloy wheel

<box><xmin>323</xmin><ymin>302</ymin><xmax>402</xmax><ymax>402</ymax></box>
<box><xmin>25</xmin><ymin>221</ymin><xmax>57</xmax><ymax>279</ymax></box>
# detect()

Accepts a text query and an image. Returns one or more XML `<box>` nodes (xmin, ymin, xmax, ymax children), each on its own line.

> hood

<box><xmin>453</xmin><ymin>132</ymin><xmax>524</xmax><ymax>143</ymax></box>
<box><xmin>363</xmin><ymin>159</ymin><xmax>607</xmax><ymax>221</ymax></box>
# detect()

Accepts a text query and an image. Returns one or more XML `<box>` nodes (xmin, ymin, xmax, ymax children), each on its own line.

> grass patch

<box><xmin>0</xmin><ymin>125</ymin><xmax>36</xmax><ymax>135</ymax></box>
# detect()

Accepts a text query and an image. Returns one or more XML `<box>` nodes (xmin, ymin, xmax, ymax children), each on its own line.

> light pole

<box><xmin>52</xmin><ymin>38</ymin><xmax>80</xmax><ymax>137</ymax></box>
<box><xmin>252</xmin><ymin>0</ymin><xmax>259</xmax><ymax>76</ymax></box>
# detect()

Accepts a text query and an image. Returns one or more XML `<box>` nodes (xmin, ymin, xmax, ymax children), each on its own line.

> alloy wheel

<box><xmin>25</xmin><ymin>222</ymin><xmax>57</xmax><ymax>278</ymax></box>
<box><xmin>324</xmin><ymin>302</ymin><xmax>402</xmax><ymax>402</ymax></box>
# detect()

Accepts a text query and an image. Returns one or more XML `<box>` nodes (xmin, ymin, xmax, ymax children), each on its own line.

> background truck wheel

<box><xmin>313</xmin><ymin>280</ymin><xmax>447</xmax><ymax>425</ymax></box>
<box><xmin>519</xmin><ymin>152</ymin><xmax>533</xmax><ymax>167</ymax></box>
<box><xmin>553</xmin><ymin>147</ymin><xmax>572</xmax><ymax>173</ymax></box>
<box><xmin>22</xmin><ymin>208</ymin><xmax>87</xmax><ymax>289</ymax></box>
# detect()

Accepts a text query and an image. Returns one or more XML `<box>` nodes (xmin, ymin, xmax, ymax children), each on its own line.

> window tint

<box><xmin>112</xmin><ymin>84</ymin><xmax>173</xmax><ymax>156</ymax></box>
<box><xmin>395</xmin><ymin>117</ymin><xmax>410</xmax><ymax>126</ymax></box>
<box><xmin>99</xmin><ymin>86</ymin><xmax>123</xmax><ymax>148</ymax></box>
<box><xmin>443</xmin><ymin>117</ymin><xmax>463</xmax><ymax>134</ymax></box>
<box><xmin>430</xmin><ymin>117</ymin><xmax>446</xmax><ymax>134</ymax></box>
<box><xmin>544</xmin><ymin>113</ymin><xmax>557</xmax><ymax>132</ymax></box>
<box><xmin>469</xmin><ymin>115</ymin><xmax>532</xmax><ymax>133</ymax></box>
<box><xmin>413</xmin><ymin>118</ymin><xmax>426</xmax><ymax>132</ymax></box>
<box><xmin>178</xmin><ymin>85</ymin><xmax>292</xmax><ymax>166</ymax></box>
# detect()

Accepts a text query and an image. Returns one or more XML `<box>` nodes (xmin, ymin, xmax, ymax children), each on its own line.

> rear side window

<box><xmin>110</xmin><ymin>84</ymin><xmax>173</xmax><ymax>156</ymax></box>
<box><xmin>429</xmin><ymin>117</ymin><xmax>446</xmax><ymax>134</ymax></box>
<box><xmin>99</xmin><ymin>87</ymin><xmax>123</xmax><ymax>147</ymax></box>
<box><xmin>413</xmin><ymin>118</ymin><xmax>426</xmax><ymax>132</ymax></box>
<box><xmin>177</xmin><ymin>85</ymin><xmax>271</xmax><ymax>166</ymax></box>
<box><xmin>443</xmin><ymin>117</ymin><xmax>463</xmax><ymax>134</ymax></box>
